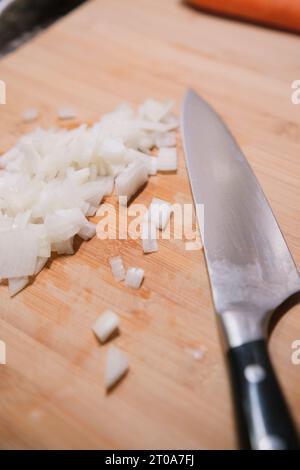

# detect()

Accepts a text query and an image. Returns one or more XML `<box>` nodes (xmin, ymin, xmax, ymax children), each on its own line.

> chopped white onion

<box><xmin>105</xmin><ymin>345</ymin><xmax>129</xmax><ymax>390</ymax></box>
<box><xmin>157</xmin><ymin>147</ymin><xmax>177</xmax><ymax>172</ymax></box>
<box><xmin>155</xmin><ymin>131</ymin><xmax>176</xmax><ymax>148</ymax></box>
<box><xmin>93</xmin><ymin>309</ymin><xmax>120</xmax><ymax>343</ymax></box>
<box><xmin>162</xmin><ymin>113</ymin><xmax>179</xmax><ymax>129</ymax></box>
<box><xmin>34</xmin><ymin>256</ymin><xmax>48</xmax><ymax>275</ymax></box>
<box><xmin>115</xmin><ymin>160</ymin><xmax>148</xmax><ymax>203</ymax></box>
<box><xmin>109</xmin><ymin>256</ymin><xmax>125</xmax><ymax>282</ymax></box>
<box><xmin>78</xmin><ymin>221</ymin><xmax>96</xmax><ymax>240</ymax></box>
<box><xmin>57</xmin><ymin>106</ymin><xmax>76</xmax><ymax>120</ymax></box>
<box><xmin>125</xmin><ymin>267</ymin><xmax>144</xmax><ymax>289</ymax></box>
<box><xmin>124</xmin><ymin>149</ymin><xmax>156</xmax><ymax>176</ymax></box>
<box><xmin>148</xmin><ymin>157</ymin><xmax>157</xmax><ymax>176</ymax></box>
<box><xmin>185</xmin><ymin>240</ymin><xmax>203</xmax><ymax>251</ymax></box>
<box><xmin>8</xmin><ymin>276</ymin><xmax>29</xmax><ymax>296</ymax></box>
<box><xmin>0</xmin><ymin>97</ymin><xmax>178</xmax><ymax>295</ymax></box>
<box><xmin>44</xmin><ymin>209</ymin><xmax>86</xmax><ymax>242</ymax></box>
<box><xmin>141</xmin><ymin>221</ymin><xmax>158</xmax><ymax>254</ymax></box>
<box><xmin>139</xmin><ymin>98</ymin><xmax>174</xmax><ymax>122</ymax></box>
<box><xmin>100</xmin><ymin>138</ymin><xmax>125</xmax><ymax>163</ymax></box>
<box><xmin>148</xmin><ymin>197</ymin><xmax>172</xmax><ymax>231</ymax></box>
<box><xmin>86</xmin><ymin>205</ymin><xmax>97</xmax><ymax>216</ymax></box>
<box><xmin>22</xmin><ymin>108</ymin><xmax>39</xmax><ymax>123</ymax></box>
<box><xmin>0</xmin><ymin>229</ymin><xmax>38</xmax><ymax>278</ymax></box>
<box><xmin>54</xmin><ymin>238</ymin><xmax>74</xmax><ymax>255</ymax></box>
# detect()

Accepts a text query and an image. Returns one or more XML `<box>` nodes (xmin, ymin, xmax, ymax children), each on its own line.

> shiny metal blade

<box><xmin>181</xmin><ymin>90</ymin><xmax>299</xmax><ymax>339</ymax></box>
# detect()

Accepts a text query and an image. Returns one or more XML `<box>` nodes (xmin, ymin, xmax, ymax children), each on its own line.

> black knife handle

<box><xmin>227</xmin><ymin>339</ymin><xmax>299</xmax><ymax>450</ymax></box>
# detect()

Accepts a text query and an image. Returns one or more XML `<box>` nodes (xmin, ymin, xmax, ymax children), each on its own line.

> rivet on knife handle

<box><xmin>227</xmin><ymin>338</ymin><xmax>299</xmax><ymax>449</ymax></box>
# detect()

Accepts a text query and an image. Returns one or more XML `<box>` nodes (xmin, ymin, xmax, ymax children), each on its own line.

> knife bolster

<box><xmin>219</xmin><ymin>309</ymin><xmax>270</xmax><ymax>350</ymax></box>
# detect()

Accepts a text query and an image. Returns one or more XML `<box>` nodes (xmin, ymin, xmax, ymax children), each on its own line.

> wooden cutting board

<box><xmin>0</xmin><ymin>0</ymin><xmax>299</xmax><ymax>450</ymax></box>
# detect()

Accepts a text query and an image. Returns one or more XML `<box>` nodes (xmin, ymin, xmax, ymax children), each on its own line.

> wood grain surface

<box><xmin>0</xmin><ymin>0</ymin><xmax>299</xmax><ymax>450</ymax></box>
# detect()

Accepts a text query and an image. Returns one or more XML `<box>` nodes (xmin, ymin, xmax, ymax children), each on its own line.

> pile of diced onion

<box><xmin>0</xmin><ymin>99</ymin><xmax>178</xmax><ymax>296</ymax></box>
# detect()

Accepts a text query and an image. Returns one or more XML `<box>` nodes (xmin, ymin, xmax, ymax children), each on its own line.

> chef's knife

<box><xmin>181</xmin><ymin>89</ymin><xmax>300</xmax><ymax>450</ymax></box>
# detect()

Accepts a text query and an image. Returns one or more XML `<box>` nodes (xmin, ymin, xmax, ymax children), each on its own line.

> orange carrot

<box><xmin>186</xmin><ymin>0</ymin><xmax>300</xmax><ymax>33</ymax></box>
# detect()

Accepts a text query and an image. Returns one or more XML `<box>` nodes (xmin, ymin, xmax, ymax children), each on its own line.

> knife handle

<box><xmin>227</xmin><ymin>339</ymin><xmax>299</xmax><ymax>450</ymax></box>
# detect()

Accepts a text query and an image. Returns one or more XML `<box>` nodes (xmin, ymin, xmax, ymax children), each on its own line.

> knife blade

<box><xmin>181</xmin><ymin>89</ymin><xmax>300</xmax><ymax>450</ymax></box>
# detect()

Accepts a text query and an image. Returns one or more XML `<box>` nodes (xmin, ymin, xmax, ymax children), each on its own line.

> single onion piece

<box><xmin>137</xmin><ymin>120</ymin><xmax>173</xmax><ymax>133</ymax></box>
<box><xmin>97</xmin><ymin>176</ymin><xmax>114</xmax><ymax>196</ymax></box>
<box><xmin>8</xmin><ymin>276</ymin><xmax>29</xmax><ymax>296</ymax></box>
<box><xmin>185</xmin><ymin>240</ymin><xmax>203</xmax><ymax>251</ymax></box>
<box><xmin>54</xmin><ymin>238</ymin><xmax>74</xmax><ymax>255</ymax></box>
<box><xmin>78</xmin><ymin>221</ymin><xmax>96</xmax><ymax>240</ymax></box>
<box><xmin>115</xmin><ymin>160</ymin><xmax>148</xmax><ymax>204</ymax></box>
<box><xmin>93</xmin><ymin>309</ymin><xmax>120</xmax><ymax>343</ymax></box>
<box><xmin>22</xmin><ymin>108</ymin><xmax>39</xmax><ymax>123</ymax></box>
<box><xmin>109</xmin><ymin>256</ymin><xmax>125</xmax><ymax>282</ymax></box>
<box><xmin>44</xmin><ymin>208</ymin><xmax>86</xmax><ymax>242</ymax></box>
<box><xmin>124</xmin><ymin>149</ymin><xmax>156</xmax><ymax>176</ymax></box>
<box><xmin>137</xmin><ymin>133</ymin><xmax>155</xmax><ymax>152</ymax></box>
<box><xmin>34</xmin><ymin>256</ymin><xmax>48</xmax><ymax>275</ymax></box>
<box><xmin>125</xmin><ymin>267</ymin><xmax>144</xmax><ymax>289</ymax></box>
<box><xmin>124</xmin><ymin>148</ymin><xmax>149</xmax><ymax>165</ymax></box>
<box><xmin>141</xmin><ymin>221</ymin><xmax>158</xmax><ymax>254</ymax></box>
<box><xmin>108</xmin><ymin>163</ymin><xmax>125</xmax><ymax>177</ymax></box>
<box><xmin>148</xmin><ymin>157</ymin><xmax>157</xmax><ymax>176</ymax></box>
<box><xmin>155</xmin><ymin>131</ymin><xmax>176</xmax><ymax>148</ymax></box>
<box><xmin>86</xmin><ymin>205</ymin><xmax>97</xmax><ymax>216</ymax></box>
<box><xmin>162</xmin><ymin>112</ymin><xmax>179</xmax><ymax>129</ymax></box>
<box><xmin>149</xmin><ymin>197</ymin><xmax>172</xmax><ymax>231</ymax></box>
<box><xmin>68</xmin><ymin>167</ymin><xmax>90</xmax><ymax>185</ymax></box>
<box><xmin>0</xmin><ymin>228</ymin><xmax>38</xmax><ymax>278</ymax></box>
<box><xmin>57</xmin><ymin>106</ymin><xmax>76</xmax><ymax>120</ymax></box>
<box><xmin>157</xmin><ymin>147</ymin><xmax>177</xmax><ymax>172</ymax></box>
<box><xmin>13</xmin><ymin>210</ymin><xmax>32</xmax><ymax>229</ymax></box>
<box><xmin>105</xmin><ymin>345</ymin><xmax>129</xmax><ymax>390</ymax></box>
<box><xmin>100</xmin><ymin>137</ymin><xmax>125</xmax><ymax>163</ymax></box>
<box><xmin>139</xmin><ymin>98</ymin><xmax>174</xmax><ymax>122</ymax></box>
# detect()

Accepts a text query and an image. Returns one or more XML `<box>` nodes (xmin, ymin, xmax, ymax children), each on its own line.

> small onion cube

<box><xmin>124</xmin><ymin>148</ymin><xmax>148</xmax><ymax>165</ymax></box>
<box><xmin>22</xmin><ymin>108</ymin><xmax>39</xmax><ymax>123</ymax></box>
<box><xmin>34</xmin><ymin>257</ymin><xmax>48</xmax><ymax>275</ymax></box>
<box><xmin>157</xmin><ymin>147</ymin><xmax>177</xmax><ymax>172</ymax></box>
<box><xmin>149</xmin><ymin>197</ymin><xmax>172</xmax><ymax>231</ymax></box>
<box><xmin>105</xmin><ymin>345</ymin><xmax>129</xmax><ymax>390</ymax></box>
<box><xmin>100</xmin><ymin>138</ymin><xmax>125</xmax><ymax>162</ymax></box>
<box><xmin>78</xmin><ymin>221</ymin><xmax>96</xmax><ymax>240</ymax></box>
<box><xmin>125</xmin><ymin>149</ymin><xmax>156</xmax><ymax>176</ymax></box>
<box><xmin>98</xmin><ymin>176</ymin><xmax>114</xmax><ymax>196</ymax></box>
<box><xmin>93</xmin><ymin>309</ymin><xmax>120</xmax><ymax>343</ymax></box>
<box><xmin>54</xmin><ymin>238</ymin><xmax>74</xmax><ymax>255</ymax></box>
<box><xmin>0</xmin><ymin>229</ymin><xmax>38</xmax><ymax>278</ymax></box>
<box><xmin>155</xmin><ymin>131</ymin><xmax>176</xmax><ymax>148</ymax></box>
<box><xmin>109</xmin><ymin>256</ymin><xmax>125</xmax><ymax>282</ymax></box>
<box><xmin>139</xmin><ymin>98</ymin><xmax>174</xmax><ymax>122</ymax></box>
<box><xmin>125</xmin><ymin>267</ymin><xmax>144</xmax><ymax>289</ymax></box>
<box><xmin>148</xmin><ymin>157</ymin><xmax>157</xmax><ymax>176</ymax></box>
<box><xmin>8</xmin><ymin>276</ymin><xmax>29</xmax><ymax>296</ymax></box>
<box><xmin>141</xmin><ymin>221</ymin><xmax>158</xmax><ymax>254</ymax></box>
<box><xmin>162</xmin><ymin>113</ymin><xmax>179</xmax><ymax>129</ymax></box>
<box><xmin>142</xmin><ymin>237</ymin><xmax>158</xmax><ymax>254</ymax></box>
<box><xmin>115</xmin><ymin>160</ymin><xmax>148</xmax><ymax>203</ymax></box>
<box><xmin>57</xmin><ymin>106</ymin><xmax>76</xmax><ymax>120</ymax></box>
<box><xmin>86</xmin><ymin>205</ymin><xmax>97</xmax><ymax>216</ymax></box>
<box><xmin>185</xmin><ymin>240</ymin><xmax>203</xmax><ymax>251</ymax></box>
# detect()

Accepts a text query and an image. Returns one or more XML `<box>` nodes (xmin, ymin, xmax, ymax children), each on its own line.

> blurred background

<box><xmin>0</xmin><ymin>0</ymin><xmax>86</xmax><ymax>56</ymax></box>
<box><xmin>0</xmin><ymin>0</ymin><xmax>299</xmax><ymax>58</ymax></box>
